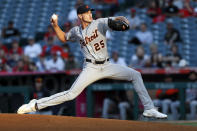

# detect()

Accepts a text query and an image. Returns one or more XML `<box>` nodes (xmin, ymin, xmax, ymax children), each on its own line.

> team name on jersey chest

<box><xmin>80</xmin><ymin>29</ymin><xmax>98</xmax><ymax>46</ymax></box>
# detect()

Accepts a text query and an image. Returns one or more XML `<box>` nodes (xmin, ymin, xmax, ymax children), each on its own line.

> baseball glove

<box><xmin>108</xmin><ymin>18</ymin><xmax>130</xmax><ymax>31</ymax></box>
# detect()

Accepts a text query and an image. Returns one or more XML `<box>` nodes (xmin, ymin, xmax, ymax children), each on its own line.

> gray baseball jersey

<box><xmin>66</xmin><ymin>18</ymin><xmax>113</xmax><ymax>60</ymax></box>
<box><xmin>35</xmin><ymin>17</ymin><xmax>155</xmax><ymax>113</ymax></box>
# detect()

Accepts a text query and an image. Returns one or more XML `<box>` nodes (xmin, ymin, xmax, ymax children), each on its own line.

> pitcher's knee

<box><xmin>134</xmin><ymin>70</ymin><xmax>141</xmax><ymax>76</ymax></box>
<box><xmin>66</xmin><ymin>90</ymin><xmax>78</xmax><ymax>100</ymax></box>
<box><xmin>131</xmin><ymin>70</ymin><xmax>142</xmax><ymax>80</ymax></box>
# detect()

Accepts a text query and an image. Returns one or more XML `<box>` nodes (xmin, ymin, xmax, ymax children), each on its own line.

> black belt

<box><xmin>86</xmin><ymin>58</ymin><xmax>109</xmax><ymax>64</ymax></box>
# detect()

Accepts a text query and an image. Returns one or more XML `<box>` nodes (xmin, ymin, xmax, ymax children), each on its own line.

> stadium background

<box><xmin>0</xmin><ymin>0</ymin><xmax>197</xmax><ymax>123</ymax></box>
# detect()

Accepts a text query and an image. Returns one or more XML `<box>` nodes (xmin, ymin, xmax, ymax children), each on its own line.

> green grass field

<box><xmin>176</xmin><ymin>122</ymin><xmax>197</xmax><ymax>127</ymax></box>
<box><xmin>169</xmin><ymin>121</ymin><xmax>197</xmax><ymax>127</ymax></box>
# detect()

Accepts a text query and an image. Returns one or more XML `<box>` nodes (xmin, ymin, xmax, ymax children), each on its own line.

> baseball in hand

<box><xmin>52</xmin><ymin>14</ymin><xmax>57</xmax><ymax>20</ymax></box>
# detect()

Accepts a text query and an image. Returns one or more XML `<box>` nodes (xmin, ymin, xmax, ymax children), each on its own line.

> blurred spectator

<box><xmin>164</xmin><ymin>0</ymin><xmax>179</xmax><ymax>17</ymax></box>
<box><xmin>93</xmin><ymin>0</ymin><xmax>120</xmax><ymax>16</ymax></box>
<box><xmin>7</xmin><ymin>53</ymin><xmax>19</xmax><ymax>69</ymax></box>
<box><xmin>129</xmin><ymin>23</ymin><xmax>153</xmax><ymax>45</ymax></box>
<box><xmin>173</xmin><ymin>0</ymin><xmax>184</xmax><ymax>9</ymax></box>
<box><xmin>152</xmin><ymin>14</ymin><xmax>166</xmax><ymax>23</ymax></box>
<box><xmin>63</xmin><ymin>22</ymin><xmax>72</xmax><ymax>33</ymax></box>
<box><xmin>164</xmin><ymin>22</ymin><xmax>181</xmax><ymax>46</ymax></box>
<box><xmin>44</xmin><ymin>25</ymin><xmax>57</xmax><ymax>42</ymax></box>
<box><xmin>163</xmin><ymin>44</ymin><xmax>182</xmax><ymax>67</ymax></box>
<box><xmin>157</xmin><ymin>0</ymin><xmax>167</xmax><ymax>9</ymax></box>
<box><xmin>12</xmin><ymin>59</ymin><xmax>29</xmax><ymax>72</ymax></box>
<box><xmin>0</xmin><ymin>49</ymin><xmax>7</xmax><ymax>65</ymax></box>
<box><xmin>68</xmin><ymin>7</ymin><xmax>77</xmax><ymax>22</ymax></box>
<box><xmin>65</xmin><ymin>54</ymin><xmax>80</xmax><ymax>70</ymax></box>
<box><xmin>127</xmin><ymin>8</ymin><xmax>141</xmax><ymax>30</ymax></box>
<box><xmin>136</xmin><ymin>0</ymin><xmax>150</xmax><ymax>8</ymax></box>
<box><xmin>178</xmin><ymin>0</ymin><xmax>194</xmax><ymax>18</ymax></box>
<box><xmin>0</xmin><ymin>63</ymin><xmax>9</xmax><ymax>72</ymax></box>
<box><xmin>102</xmin><ymin>0</ymin><xmax>118</xmax><ymax>4</ymax></box>
<box><xmin>30</xmin><ymin>77</ymin><xmax>52</xmax><ymax>115</ymax></box>
<box><xmin>0</xmin><ymin>48</ymin><xmax>9</xmax><ymax>72</ymax></box>
<box><xmin>110</xmin><ymin>51</ymin><xmax>127</xmax><ymax>66</ymax></box>
<box><xmin>102</xmin><ymin>91</ymin><xmax>130</xmax><ymax>120</ymax></box>
<box><xmin>150</xmin><ymin>43</ymin><xmax>163</xmax><ymax>68</ymax></box>
<box><xmin>23</xmin><ymin>55</ymin><xmax>31</xmax><ymax>69</ymax></box>
<box><xmin>9</xmin><ymin>40</ymin><xmax>23</xmax><ymax>56</ymax></box>
<box><xmin>1</xmin><ymin>21</ymin><xmax>20</xmax><ymax>45</ymax></box>
<box><xmin>129</xmin><ymin>46</ymin><xmax>150</xmax><ymax>68</ymax></box>
<box><xmin>153</xmin><ymin>75</ymin><xmax>178</xmax><ymax>115</ymax></box>
<box><xmin>42</xmin><ymin>37</ymin><xmax>63</xmax><ymax>57</ymax></box>
<box><xmin>61</xmin><ymin>44</ymin><xmax>70</xmax><ymax>60</ymax></box>
<box><xmin>36</xmin><ymin>54</ymin><xmax>47</xmax><ymax>72</ymax></box>
<box><xmin>95</xmin><ymin>10</ymin><xmax>103</xmax><ymax>19</ymax></box>
<box><xmin>0</xmin><ymin>40</ymin><xmax>8</xmax><ymax>54</ymax></box>
<box><xmin>170</xmin><ymin>71</ymin><xmax>197</xmax><ymax>120</ymax></box>
<box><xmin>2</xmin><ymin>21</ymin><xmax>20</xmax><ymax>38</ymax></box>
<box><xmin>29</xmin><ymin>61</ymin><xmax>37</xmax><ymax>72</ymax></box>
<box><xmin>24</xmin><ymin>37</ymin><xmax>42</xmax><ymax>60</ymax></box>
<box><xmin>7</xmin><ymin>41</ymin><xmax>23</xmax><ymax>68</ymax></box>
<box><xmin>188</xmin><ymin>71</ymin><xmax>197</xmax><ymax>120</ymax></box>
<box><xmin>173</xmin><ymin>0</ymin><xmax>185</xmax><ymax>9</ymax></box>
<box><xmin>147</xmin><ymin>1</ymin><xmax>166</xmax><ymax>23</ymax></box>
<box><xmin>194</xmin><ymin>0</ymin><xmax>197</xmax><ymax>16</ymax></box>
<box><xmin>45</xmin><ymin>51</ymin><xmax>65</xmax><ymax>72</ymax></box>
<box><xmin>147</xmin><ymin>1</ymin><xmax>162</xmax><ymax>18</ymax></box>
<box><xmin>67</xmin><ymin>0</ymin><xmax>83</xmax><ymax>26</ymax></box>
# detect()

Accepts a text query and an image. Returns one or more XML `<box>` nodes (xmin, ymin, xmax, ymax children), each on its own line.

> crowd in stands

<box><xmin>0</xmin><ymin>22</ymin><xmax>79</xmax><ymax>72</ymax></box>
<box><xmin>121</xmin><ymin>0</ymin><xmax>195</xmax><ymax>68</ymax></box>
<box><xmin>0</xmin><ymin>0</ymin><xmax>196</xmax><ymax>73</ymax></box>
<box><xmin>125</xmin><ymin>0</ymin><xmax>197</xmax><ymax>68</ymax></box>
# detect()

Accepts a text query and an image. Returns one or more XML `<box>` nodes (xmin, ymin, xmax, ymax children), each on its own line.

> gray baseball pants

<box><xmin>36</xmin><ymin>62</ymin><xmax>154</xmax><ymax>110</ymax></box>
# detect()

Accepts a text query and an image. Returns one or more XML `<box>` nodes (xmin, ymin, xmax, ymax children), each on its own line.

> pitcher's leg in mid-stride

<box><xmin>17</xmin><ymin>62</ymin><xmax>167</xmax><ymax>119</ymax></box>
<box><xmin>102</xmin><ymin>63</ymin><xmax>167</xmax><ymax>119</ymax></box>
<box><xmin>17</xmin><ymin>63</ymin><xmax>103</xmax><ymax>114</ymax></box>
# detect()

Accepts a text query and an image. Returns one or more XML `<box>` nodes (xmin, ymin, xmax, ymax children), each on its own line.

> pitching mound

<box><xmin>0</xmin><ymin>114</ymin><xmax>196</xmax><ymax>131</ymax></box>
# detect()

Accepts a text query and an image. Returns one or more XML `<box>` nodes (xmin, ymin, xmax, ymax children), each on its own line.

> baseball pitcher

<box><xmin>17</xmin><ymin>5</ymin><xmax>167</xmax><ymax>119</ymax></box>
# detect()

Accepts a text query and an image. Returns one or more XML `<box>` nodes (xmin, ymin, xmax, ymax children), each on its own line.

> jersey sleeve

<box><xmin>65</xmin><ymin>27</ymin><xmax>77</xmax><ymax>42</ymax></box>
<box><xmin>97</xmin><ymin>17</ymin><xmax>115</xmax><ymax>35</ymax></box>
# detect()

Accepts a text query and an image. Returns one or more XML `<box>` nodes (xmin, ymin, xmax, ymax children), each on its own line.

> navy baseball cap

<box><xmin>77</xmin><ymin>5</ymin><xmax>94</xmax><ymax>14</ymax></box>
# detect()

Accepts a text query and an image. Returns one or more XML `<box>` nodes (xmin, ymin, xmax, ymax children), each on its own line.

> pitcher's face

<box><xmin>78</xmin><ymin>11</ymin><xmax>93</xmax><ymax>23</ymax></box>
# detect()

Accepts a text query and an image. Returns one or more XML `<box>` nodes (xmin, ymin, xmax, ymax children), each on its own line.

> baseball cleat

<box><xmin>17</xmin><ymin>99</ymin><xmax>37</xmax><ymax>114</ymax></box>
<box><xmin>143</xmin><ymin>108</ymin><xmax>167</xmax><ymax>119</ymax></box>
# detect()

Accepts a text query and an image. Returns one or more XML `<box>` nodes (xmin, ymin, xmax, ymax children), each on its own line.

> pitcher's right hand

<box><xmin>51</xmin><ymin>14</ymin><xmax>58</xmax><ymax>27</ymax></box>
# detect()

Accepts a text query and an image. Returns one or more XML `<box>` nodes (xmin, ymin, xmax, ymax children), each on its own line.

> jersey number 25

<box><xmin>94</xmin><ymin>40</ymin><xmax>104</xmax><ymax>51</ymax></box>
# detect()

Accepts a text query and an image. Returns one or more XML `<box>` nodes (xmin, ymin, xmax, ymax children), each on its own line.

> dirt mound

<box><xmin>0</xmin><ymin>114</ymin><xmax>196</xmax><ymax>131</ymax></box>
